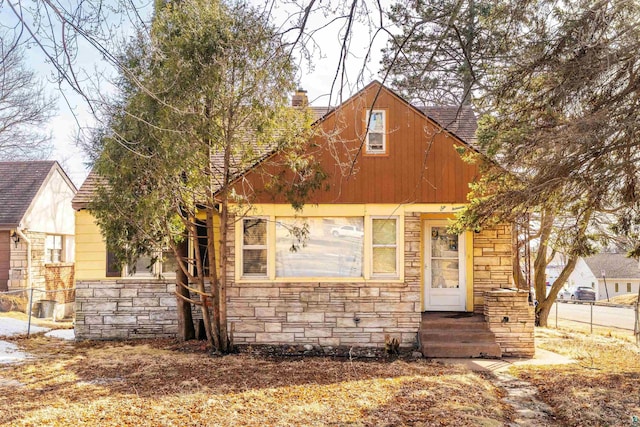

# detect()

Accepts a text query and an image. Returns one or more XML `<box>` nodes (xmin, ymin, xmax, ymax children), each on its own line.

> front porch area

<box><xmin>420</xmin><ymin>312</ymin><xmax>502</xmax><ymax>358</ymax></box>
<box><xmin>420</xmin><ymin>289</ymin><xmax>535</xmax><ymax>358</ymax></box>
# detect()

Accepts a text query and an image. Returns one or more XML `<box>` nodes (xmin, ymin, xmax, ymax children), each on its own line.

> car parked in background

<box><xmin>570</xmin><ymin>286</ymin><xmax>596</xmax><ymax>301</ymax></box>
<box><xmin>557</xmin><ymin>288</ymin><xmax>572</xmax><ymax>300</ymax></box>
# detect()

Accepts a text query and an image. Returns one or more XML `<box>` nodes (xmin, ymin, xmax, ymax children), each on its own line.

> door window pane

<box><xmin>431</xmin><ymin>227</ymin><xmax>458</xmax><ymax>257</ymax></box>
<box><xmin>431</xmin><ymin>259</ymin><xmax>459</xmax><ymax>288</ymax></box>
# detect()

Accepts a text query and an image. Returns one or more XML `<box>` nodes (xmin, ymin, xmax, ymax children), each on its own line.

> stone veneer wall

<box><xmin>484</xmin><ymin>289</ymin><xmax>534</xmax><ymax>357</ymax></box>
<box><xmin>226</xmin><ymin>213</ymin><xmax>423</xmax><ymax>348</ymax></box>
<box><xmin>473</xmin><ymin>224</ymin><xmax>513</xmax><ymax>314</ymax></box>
<box><xmin>75</xmin><ymin>280</ymin><xmax>178</xmax><ymax>339</ymax></box>
<box><xmin>8</xmin><ymin>231</ymin><xmax>46</xmax><ymax>292</ymax></box>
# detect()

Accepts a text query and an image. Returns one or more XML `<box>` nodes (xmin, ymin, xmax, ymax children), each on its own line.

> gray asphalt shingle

<box><xmin>0</xmin><ymin>161</ymin><xmax>56</xmax><ymax>228</ymax></box>
<box><xmin>584</xmin><ymin>253</ymin><xmax>640</xmax><ymax>279</ymax></box>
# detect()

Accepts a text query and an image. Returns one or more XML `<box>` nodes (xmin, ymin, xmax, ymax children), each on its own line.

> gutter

<box><xmin>15</xmin><ymin>227</ymin><xmax>36</xmax><ymax>333</ymax></box>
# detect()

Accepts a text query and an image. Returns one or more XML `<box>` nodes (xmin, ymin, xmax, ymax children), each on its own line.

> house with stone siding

<box><xmin>0</xmin><ymin>161</ymin><xmax>77</xmax><ymax>318</ymax></box>
<box><xmin>72</xmin><ymin>81</ymin><xmax>534</xmax><ymax>357</ymax></box>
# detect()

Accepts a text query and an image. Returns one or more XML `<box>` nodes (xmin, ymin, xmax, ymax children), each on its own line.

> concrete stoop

<box><xmin>420</xmin><ymin>312</ymin><xmax>502</xmax><ymax>358</ymax></box>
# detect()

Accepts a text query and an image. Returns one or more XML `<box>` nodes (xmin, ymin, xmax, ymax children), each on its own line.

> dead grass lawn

<box><xmin>606</xmin><ymin>294</ymin><xmax>639</xmax><ymax>306</ymax></box>
<box><xmin>0</xmin><ymin>338</ymin><xmax>511</xmax><ymax>426</ymax></box>
<box><xmin>513</xmin><ymin>328</ymin><xmax>640</xmax><ymax>427</ymax></box>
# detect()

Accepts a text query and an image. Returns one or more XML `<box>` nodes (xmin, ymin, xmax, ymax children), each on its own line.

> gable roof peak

<box><xmin>0</xmin><ymin>160</ymin><xmax>59</xmax><ymax>228</ymax></box>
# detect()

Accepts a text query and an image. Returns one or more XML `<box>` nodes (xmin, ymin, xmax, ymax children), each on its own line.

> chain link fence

<box><xmin>0</xmin><ymin>287</ymin><xmax>75</xmax><ymax>337</ymax></box>
<box><xmin>548</xmin><ymin>300</ymin><xmax>640</xmax><ymax>345</ymax></box>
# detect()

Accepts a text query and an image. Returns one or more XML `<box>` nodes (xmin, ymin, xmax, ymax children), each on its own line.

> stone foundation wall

<box><xmin>473</xmin><ymin>225</ymin><xmax>513</xmax><ymax>313</ymax></box>
<box><xmin>484</xmin><ymin>289</ymin><xmax>534</xmax><ymax>357</ymax></box>
<box><xmin>227</xmin><ymin>213</ymin><xmax>423</xmax><ymax>348</ymax></box>
<box><xmin>75</xmin><ymin>280</ymin><xmax>178</xmax><ymax>339</ymax></box>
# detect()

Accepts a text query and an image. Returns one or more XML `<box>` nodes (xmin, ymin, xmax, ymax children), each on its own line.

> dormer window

<box><xmin>365</xmin><ymin>110</ymin><xmax>386</xmax><ymax>154</ymax></box>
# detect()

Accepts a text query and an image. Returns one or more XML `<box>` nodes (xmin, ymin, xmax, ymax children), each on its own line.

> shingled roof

<box><xmin>420</xmin><ymin>105</ymin><xmax>478</xmax><ymax>145</ymax></box>
<box><xmin>0</xmin><ymin>161</ymin><xmax>58</xmax><ymax>228</ymax></box>
<box><xmin>584</xmin><ymin>253</ymin><xmax>640</xmax><ymax>279</ymax></box>
<box><xmin>72</xmin><ymin>170</ymin><xmax>103</xmax><ymax>211</ymax></box>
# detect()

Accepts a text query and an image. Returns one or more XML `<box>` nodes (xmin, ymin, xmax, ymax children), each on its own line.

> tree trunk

<box><xmin>535</xmin><ymin>209</ymin><xmax>591</xmax><ymax>327</ymax></box>
<box><xmin>206</xmin><ymin>206</ymin><xmax>224</xmax><ymax>352</ymax></box>
<box><xmin>537</xmin><ymin>302</ymin><xmax>552</xmax><ymax>327</ymax></box>
<box><xmin>175</xmin><ymin>239</ymin><xmax>195</xmax><ymax>340</ymax></box>
<box><xmin>533</xmin><ymin>209</ymin><xmax>553</xmax><ymax>306</ymax></box>
<box><xmin>189</xmin><ymin>216</ymin><xmax>215</xmax><ymax>349</ymax></box>
<box><xmin>218</xmin><ymin>200</ymin><xmax>230</xmax><ymax>353</ymax></box>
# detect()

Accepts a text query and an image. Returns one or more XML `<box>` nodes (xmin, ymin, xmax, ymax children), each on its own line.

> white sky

<box><xmin>11</xmin><ymin>1</ymin><xmax>389</xmax><ymax>188</ymax></box>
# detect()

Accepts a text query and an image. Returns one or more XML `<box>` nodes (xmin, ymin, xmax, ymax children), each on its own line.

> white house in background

<box><xmin>546</xmin><ymin>252</ymin><xmax>640</xmax><ymax>300</ymax></box>
<box><xmin>545</xmin><ymin>253</ymin><xmax>595</xmax><ymax>291</ymax></box>
<box><xmin>583</xmin><ymin>253</ymin><xmax>640</xmax><ymax>301</ymax></box>
<box><xmin>0</xmin><ymin>161</ymin><xmax>77</xmax><ymax>318</ymax></box>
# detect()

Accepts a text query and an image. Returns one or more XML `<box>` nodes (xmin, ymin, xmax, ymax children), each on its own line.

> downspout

<box><xmin>15</xmin><ymin>227</ymin><xmax>33</xmax><ymax>335</ymax></box>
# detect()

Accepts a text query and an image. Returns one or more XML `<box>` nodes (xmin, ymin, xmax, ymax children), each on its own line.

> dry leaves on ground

<box><xmin>513</xmin><ymin>328</ymin><xmax>640</xmax><ymax>427</ymax></box>
<box><xmin>0</xmin><ymin>337</ymin><xmax>512</xmax><ymax>426</ymax></box>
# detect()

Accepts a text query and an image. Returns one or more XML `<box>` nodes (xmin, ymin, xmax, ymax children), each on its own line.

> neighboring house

<box><xmin>73</xmin><ymin>81</ymin><xmax>533</xmax><ymax>357</ymax></box>
<box><xmin>546</xmin><ymin>253</ymin><xmax>594</xmax><ymax>292</ymax></box>
<box><xmin>548</xmin><ymin>252</ymin><xmax>640</xmax><ymax>300</ymax></box>
<box><xmin>583</xmin><ymin>253</ymin><xmax>640</xmax><ymax>300</ymax></box>
<box><xmin>0</xmin><ymin>161</ymin><xmax>77</xmax><ymax>317</ymax></box>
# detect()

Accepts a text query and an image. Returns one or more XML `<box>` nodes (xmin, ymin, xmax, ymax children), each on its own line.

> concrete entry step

<box><xmin>423</xmin><ymin>342</ymin><xmax>502</xmax><ymax>358</ymax></box>
<box><xmin>420</xmin><ymin>311</ymin><xmax>502</xmax><ymax>358</ymax></box>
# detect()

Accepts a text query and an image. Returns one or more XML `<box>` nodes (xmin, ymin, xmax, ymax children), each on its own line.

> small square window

<box><xmin>365</xmin><ymin>110</ymin><xmax>386</xmax><ymax>154</ymax></box>
<box><xmin>45</xmin><ymin>235</ymin><xmax>63</xmax><ymax>263</ymax></box>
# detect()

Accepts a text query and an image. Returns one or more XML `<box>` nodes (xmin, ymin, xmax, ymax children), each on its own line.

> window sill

<box><xmin>44</xmin><ymin>262</ymin><xmax>74</xmax><ymax>267</ymax></box>
<box><xmin>236</xmin><ymin>276</ymin><xmax>405</xmax><ymax>285</ymax></box>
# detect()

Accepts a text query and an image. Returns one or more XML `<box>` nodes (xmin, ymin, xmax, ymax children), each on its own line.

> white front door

<box><xmin>424</xmin><ymin>220</ymin><xmax>466</xmax><ymax>311</ymax></box>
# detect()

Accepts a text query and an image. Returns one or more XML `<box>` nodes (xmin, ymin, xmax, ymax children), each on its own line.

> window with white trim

<box><xmin>126</xmin><ymin>254</ymin><xmax>155</xmax><ymax>277</ymax></box>
<box><xmin>111</xmin><ymin>249</ymin><xmax>177</xmax><ymax>278</ymax></box>
<box><xmin>45</xmin><ymin>235</ymin><xmax>63</xmax><ymax>263</ymax></box>
<box><xmin>276</xmin><ymin>217</ymin><xmax>363</xmax><ymax>277</ymax></box>
<box><xmin>242</xmin><ymin>218</ymin><xmax>268</xmax><ymax>277</ymax></box>
<box><xmin>371</xmin><ymin>217</ymin><xmax>398</xmax><ymax>276</ymax></box>
<box><xmin>365</xmin><ymin>110</ymin><xmax>386</xmax><ymax>154</ymax></box>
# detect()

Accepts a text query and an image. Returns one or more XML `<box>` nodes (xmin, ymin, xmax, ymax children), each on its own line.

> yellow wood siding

<box><xmin>75</xmin><ymin>209</ymin><xmax>222</xmax><ymax>279</ymax></box>
<box><xmin>75</xmin><ymin>210</ymin><xmax>108</xmax><ymax>280</ymax></box>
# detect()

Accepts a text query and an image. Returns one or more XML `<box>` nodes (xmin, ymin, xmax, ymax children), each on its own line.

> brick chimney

<box><xmin>291</xmin><ymin>88</ymin><xmax>308</xmax><ymax>107</ymax></box>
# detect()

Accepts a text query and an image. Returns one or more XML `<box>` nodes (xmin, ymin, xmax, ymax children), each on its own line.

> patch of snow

<box><xmin>0</xmin><ymin>317</ymin><xmax>50</xmax><ymax>337</ymax></box>
<box><xmin>0</xmin><ymin>340</ymin><xmax>31</xmax><ymax>364</ymax></box>
<box><xmin>45</xmin><ymin>329</ymin><xmax>75</xmax><ymax>340</ymax></box>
